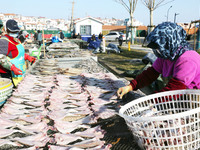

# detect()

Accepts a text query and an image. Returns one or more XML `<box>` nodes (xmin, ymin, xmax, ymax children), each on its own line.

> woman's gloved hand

<box><xmin>10</xmin><ymin>64</ymin><xmax>22</xmax><ymax>75</ymax></box>
<box><xmin>24</xmin><ymin>53</ymin><xmax>36</xmax><ymax>64</ymax></box>
<box><xmin>117</xmin><ymin>85</ymin><xmax>133</xmax><ymax>99</ymax></box>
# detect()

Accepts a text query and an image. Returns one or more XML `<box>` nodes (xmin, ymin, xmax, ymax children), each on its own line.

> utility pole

<box><xmin>70</xmin><ymin>0</ymin><xmax>75</xmax><ymax>32</ymax></box>
<box><xmin>167</xmin><ymin>6</ymin><xmax>172</xmax><ymax>21</ymax></box>
<box><xmin>174</xmin><ymin>13</ymin><xmax>179</xmax><ymax>23</ymax></box>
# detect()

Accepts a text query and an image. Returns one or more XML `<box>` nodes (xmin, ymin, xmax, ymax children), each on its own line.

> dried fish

<box><xmin>54</xmin><ymin>133</ymin><xmax>84</xmax><ymax>145</ymax></box>
<box><xmin>14</xmin><ymin>133</ymin><xmax>50</xmax><ymax>147</ymax></box>
<box><xmin>0</xmin><ymin>59</ymin><xmax>128</xmax><ymax>149</ymax></box>
<box><xmin>54</xmin><ymin>120</ymin><xmax>90</xmax><ymax>134</ymax></box>
<box><xmin>48</xmin><ymin>145</ymin><xmax>73</xmax><ymax>150</ymax></box>
<box><xmin>74</xmin><ymin>125</ymin><xmax>105</xmax><ymax>139</ymax></box>
<box><xmin>19</xmin><ymin>146</ymin><xmax>39</xmax><ymax>150</ymax></box>
<box><xmin>0</xmin><ymin>128</ymin><xmax>26</xmax><ymax>138</ymax></box>
<box><xmin>67</xmin><ymin>138</ymin><xmax>105</xmax><ymax>149</ymax></box>
<box><xmin>62</xmin><ymin>115</ymin><xmax>87</xmax><ymax>122</ymax></box>
<box><xmin>16</xmin><ymin>122</ymin><xmax>48</xmax><ymax>135</ymax></box>
<box><xmin>11</xmin><ymin>118</ymin><xmax>32</xmax><ymax>125</ymax></box>
<box><xmin>0</xmin><ymin>139</ymin><xmax>23</xmax><ymax>149</ymax></box>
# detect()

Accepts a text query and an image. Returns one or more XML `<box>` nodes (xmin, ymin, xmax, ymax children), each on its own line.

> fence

<box><xmin>25</xmin><ymin>30</ymin><xmax>72</xmax><ymax>39</ymax></box>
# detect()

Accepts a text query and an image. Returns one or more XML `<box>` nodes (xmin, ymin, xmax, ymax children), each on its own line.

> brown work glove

<box><xmin>117</xmin><ymin>85</ymin><xmax>133</xmax><ymax>99</ymax></box>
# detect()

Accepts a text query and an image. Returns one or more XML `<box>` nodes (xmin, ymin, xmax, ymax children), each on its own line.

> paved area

<box><xmin>106</xmin><ymin>37</ymin><xmax>153</xmax><ymax>53</ymax></box>
<box><xmin>122</xmin><ymin>43</ymin><xmax>153</xmax><ymax>53</ymax></box>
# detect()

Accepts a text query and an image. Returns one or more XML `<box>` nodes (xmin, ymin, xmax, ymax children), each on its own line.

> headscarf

<box><xmin>146</xmin><ymin>22</ymin><xmax>192</xmax><ymax>61</ymax></box>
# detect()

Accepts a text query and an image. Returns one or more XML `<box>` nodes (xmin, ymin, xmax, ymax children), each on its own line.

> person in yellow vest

<box><xmin>0</xmin><ymin>19</ymin><xmax>36</xmax><ymax>86</ymax></box>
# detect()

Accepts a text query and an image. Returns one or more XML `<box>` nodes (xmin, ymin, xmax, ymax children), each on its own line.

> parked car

<box><xmin>104</xmin><ymin>31</ymin><xmax>129</xmax><ymax>41</ymax></box>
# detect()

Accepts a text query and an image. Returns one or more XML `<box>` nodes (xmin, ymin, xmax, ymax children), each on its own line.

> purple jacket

<box><xmin>153</xmin><ymin>51</ymin><xmax>200</xmax><ymax>89</ymax></box>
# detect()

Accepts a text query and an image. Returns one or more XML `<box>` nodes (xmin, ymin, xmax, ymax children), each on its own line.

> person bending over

<box><xmin>0</xmin><ymin>19</ymin><xmax>36</xmax><ymax>86</ymax></box>
<box><xmin>117</xmin><ymin>22</ymin><xmax>200</xmax><ymax>99</ymax></box>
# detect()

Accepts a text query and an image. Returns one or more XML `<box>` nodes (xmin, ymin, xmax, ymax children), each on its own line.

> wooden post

<box><xmin>102</xmin><ymin>36</ymin><xmax>106</xmax><ymax>53</ymax></box>
<box><xmin>42</xmin><ymin>29</ymin><xmax>45</xmax><ymax>58</ymax></box>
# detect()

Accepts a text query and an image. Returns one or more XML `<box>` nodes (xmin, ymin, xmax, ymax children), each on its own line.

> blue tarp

<box><xmin>81</xmin><ymin>35</ymin><xmax>100</xmax><ymax>49</ymax></box>
<box><xmin>81</xmin><ymin>35</ymin><xmax>91</xmax><ymax>42</ymax></box>
<box><xmin>51</xmin><ymin>36</ymin><xmax>62</xmax><ymax>43</ymax></box>
<box><xmin>88</xmin><ymin>40</ymin><xmax>101</xmax><ymax>49</ymax></box>
<box><xmin>81</xmin><ymin>35</ymin><xmax>98</xmax><ymax>42</ymax></box>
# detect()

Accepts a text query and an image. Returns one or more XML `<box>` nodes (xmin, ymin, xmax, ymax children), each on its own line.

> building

<box><xmin>102</xmin><ymin>25</ymin><xmax>148</xmax><ymax>37</ymax></box>
<box><xmin>74</xmin><ymin>16</ymin><xmax>104</xmax><ymax>36</ymax></box>
<box><xmin>23</xmin><ymin>23</ymin><xmax>37</xmax><ymax>30</ymax></box>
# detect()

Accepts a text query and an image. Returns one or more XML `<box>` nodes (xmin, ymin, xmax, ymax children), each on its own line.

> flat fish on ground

<box><xmin>48</xmin><ymin>145</ymin><xmax>76</xmax><ymax>150</ymax></box>
<box><xmin>19</xmin><ymin>146</ymin><xmax>39</xmax><ymax>150</ymax></box>
<box><xmin>23</xmin><ymin>101</ymin><xmax>44</xmax><ymax>107</ymax></box>
<box><xmin>14</xmin><ymin>133</ymin><xmax>50</xmax><ymax>147</ymax></box>
<box><xmin>7</xmin><ymin>97</ymin><xmax>31</xmax><ymax>104</ymax></box>
<box><xmin>86</xmin><ymin>144</ymin><xmax>112</xmax><ymax>150</ymax></box>
<box><xmin>16</xmin><ymin>121</ymin><xmax>48</xmax><ymax>134</ymax></box>
<box><xmin>67</xmin><ymin>138</ymin><xmax>105</xmax><ymax>149</ymax></box>
<box><xmin>62</xmin><ymin>114</ymin><xmax>88</xmax><ymax>122</ymax></box>
<box><xmin>0</xmin><ymin>128</ymin><xmax>26</xmax><ymax>138</ymax></box>
<box><xmin>74</xmin><ymin>125</ymin><xmax>105</xmax><ymax>138</ymax></box>
<box><xmin>54</xmin><ymin>120</ymin><xmax>90</xmax><ymax>134</ymax></box>
<box><xmin>11</xmin><ymin>118</ymin><xmax>32</xmax><ymax>126</ymax></box>
<box><xmin>0</xmin><ymin>139</ymin><xmax>23</xmax><ymax>149</ymax></box>
<box><xmin>54</xmin><ymin>133</ymin><xmax>84</xmax><ymax>145</ymax></box>
<box><xmin>0</xmin><ymin>118</ymin><xmax>16</xmax><ymax>128</ymax></box>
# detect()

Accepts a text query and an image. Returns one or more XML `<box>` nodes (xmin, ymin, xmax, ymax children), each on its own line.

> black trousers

<box><xmin>38</xmin><ymin>41</ymin><xmax>43</xmax><ymax>46</ymax></box>
<box><xmin>119</xmin><ymin>40</ymin><xmax>123</xmax><ymax>46</ymax></box>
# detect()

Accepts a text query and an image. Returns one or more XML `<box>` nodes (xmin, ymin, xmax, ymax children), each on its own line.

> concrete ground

<box><xmin>106</xmin><ymin>37</ymin><xmax>153</xmax><ymax>53</ymax></box>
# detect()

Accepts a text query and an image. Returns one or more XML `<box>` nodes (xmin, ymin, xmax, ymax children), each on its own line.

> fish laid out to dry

<box><xmin>0</xmin><ymin>56</ymin><xmax>127</xmax><ymax>149</ymax></box>
<box><xmin>14</xmin><ymin>133</ymin><xmax>50</xmax><ymax>147</ymax></box>
<box><xmin>66</xmin><ymin>137</ymin><xmax>105</xmax><ymax>149</ymax></box>
<box><xmin>54</xmin><ymin>133</ymin><xmax>84</xmax><ymax>145</ymax></box>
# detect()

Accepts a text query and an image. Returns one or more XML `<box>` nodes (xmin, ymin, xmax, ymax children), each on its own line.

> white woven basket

<box><xmin>119</xmin><ymin>90</ymin><xmax>200</xmax><ymax>150</ymax></box>
<box><xmin>0</xmin><ymin>78</ymin><xmax>13</xmax><ymax>105</ymax></box>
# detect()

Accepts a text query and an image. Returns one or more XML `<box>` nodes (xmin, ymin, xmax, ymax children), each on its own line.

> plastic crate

<box><xmin>119</xmin><ymin>90</ymin><xmax>200</xmax><ymax>150</ymax></box>
<box><xmin>0</xmin><ymin>78</ymin><xmax>13</xmax><ymax>105</ymax></box>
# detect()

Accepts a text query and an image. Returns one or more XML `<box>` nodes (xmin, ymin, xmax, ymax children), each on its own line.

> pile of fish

<box><xmin>48</xmin><ymin>41</ymin><xmax>79</xmax><ymax>50</ymax></box>
<box><xmin>74</xmin><ymin>59</ymin><xmax>109</xmax><ymax>74</ymax></box>
<box><xmin>45</xmin><ymin>40</ymin><xmax>92</xmax><ymax>58</ymax></box>
<box><xmin>30</xmin><ymin>58</ymin><xmax>109</xmax><ymax>76</ymax></box>
<box><xmin>47</xmin><ymin>48</ymin><xmax>93</xmax><ymax>59</ymax></box>
<box><xmin>132</xmin><ymin>106</ymin><xmax>198</xmax><ymax>149</ymax></box>
<box><xmin>0</xmin><ymin>64</ymin><xmax>126</xmax><ymax>149</ymax></box>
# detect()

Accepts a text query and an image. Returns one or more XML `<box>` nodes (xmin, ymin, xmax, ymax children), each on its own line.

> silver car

<box><xmin>104</xmin><ymin>31</ymin><xmax>127</xmax><ymax>41</ymax></box>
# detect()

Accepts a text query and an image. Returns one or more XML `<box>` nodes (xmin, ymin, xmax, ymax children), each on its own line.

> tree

<box><xmin>141</xmin><ymin>0</ymin><xmax>174</xmax><ymax>32</ymax></box>
<box><xmin>115</xmin><ymin>0</ymin><xmax>138</xmax><ymax>44</ymax></box>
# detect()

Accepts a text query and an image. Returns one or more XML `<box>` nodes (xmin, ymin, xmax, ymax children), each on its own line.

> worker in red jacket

<box><xmin>0</xmin><ymin>19</ymin><xmax>36</xmax><ymax>86</ymax></box>
<box><xmin>0</xmin><ymin>19</ymin><xmax>22</xmax><ymax>78</ymax></box>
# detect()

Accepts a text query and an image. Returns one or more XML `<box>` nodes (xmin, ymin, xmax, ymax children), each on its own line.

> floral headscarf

<box><xmin>146</xmin><ymin>22</ymin><xmax>192</xmax><ymax>61</ymax></box>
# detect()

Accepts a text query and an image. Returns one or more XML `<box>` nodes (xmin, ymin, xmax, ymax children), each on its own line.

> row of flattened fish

<box><xmin>0</xmin><ymin>61</ymin><xmax>126</xmax><ymax>150</ymax></box>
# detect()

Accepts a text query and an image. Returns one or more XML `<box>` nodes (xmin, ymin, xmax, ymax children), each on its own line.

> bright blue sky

<box><xmin>1</xmin><ymin>0</ymin><xmax>199</xmax><ymax>26</ymax></box>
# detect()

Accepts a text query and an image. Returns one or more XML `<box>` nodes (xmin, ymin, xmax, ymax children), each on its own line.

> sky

<box><xmin>0</xmin><ymin>0</ymin><xmax>199</xmax><ymax>26</ymax></box>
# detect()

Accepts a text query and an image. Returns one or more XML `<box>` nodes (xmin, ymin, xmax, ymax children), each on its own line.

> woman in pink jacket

<box><xmin>117</xmin><ymin>22</ymin><xmax>200</xmax><ymax>99</ymax></box>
